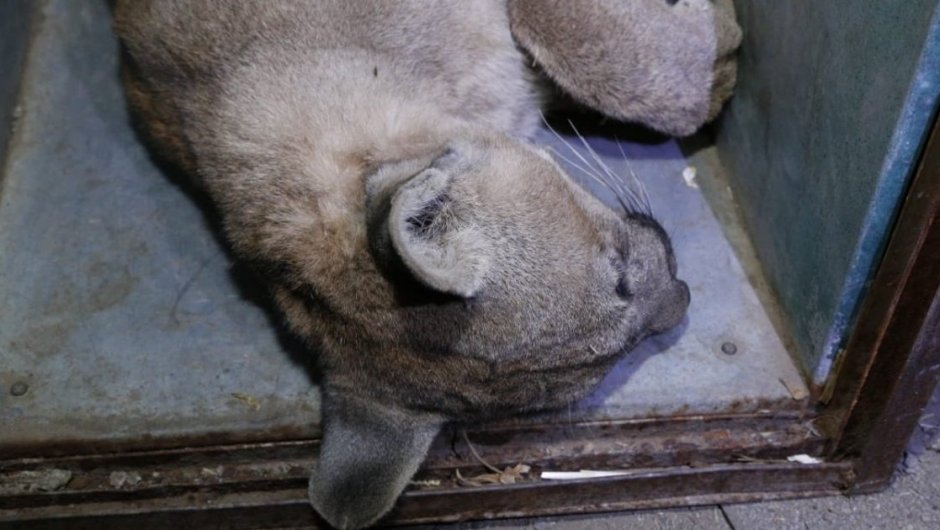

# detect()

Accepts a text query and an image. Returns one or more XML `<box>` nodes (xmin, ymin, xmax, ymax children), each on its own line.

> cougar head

<box><xmin>281</xmin><ymin>135</ymin><xmax>688</xmax><ymax>529</ymax></box>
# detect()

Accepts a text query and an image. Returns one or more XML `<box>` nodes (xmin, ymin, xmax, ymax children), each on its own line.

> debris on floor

<box><xmin>682</xmin><ymin>166</ymin><xmax>699</xmax><ymax>189</ymax></box>
<box><xmin>230</xmin><ymin>392</ymin><xmax>262</xmax><ymax>411</ymax></box>
<box><xmin>108</xmin><ymin>470</ymin><xmax>142</xmax><ymax>489</ymax></box>
<box><xmin>0</xmin><ymin>469</ymin><xmax>72</xmax><ymax>494</ymax></box>
<box><xmin>540</xmin><ymin>470</ymin><xmax>633</xmax><ymax>480</ymax></box>
<box><xmin>786</xmin><ymin>454</ymin><xmax>823</xmax><ymax>465</ymax></box>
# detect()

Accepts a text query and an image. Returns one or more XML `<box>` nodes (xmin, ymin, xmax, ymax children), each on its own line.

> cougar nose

<box><xmin>650</xmin><ymin>279</ymin><xmax>690</xmax><ymax>334</ymax></box>
<box><xmin>677</xmin><ymin>279</ymin><xmax>690</xmax><ymax>308</ymax></box>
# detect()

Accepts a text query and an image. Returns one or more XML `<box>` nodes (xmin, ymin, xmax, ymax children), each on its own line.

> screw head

<box><xmin>720</xmin><ymin>342</ymin><xmax>738</xmax><ymax>355</ymax></box>
<box><xmin>10</xmin><ymin>381</ymin><xmax>29</xmax><ymax>396</ymax></box>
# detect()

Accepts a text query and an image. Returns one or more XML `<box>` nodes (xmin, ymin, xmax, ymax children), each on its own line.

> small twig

<box><xmin>461</xmin><ymin>429</ymin><xmax>502</xmax><ymax>474</ymax></box>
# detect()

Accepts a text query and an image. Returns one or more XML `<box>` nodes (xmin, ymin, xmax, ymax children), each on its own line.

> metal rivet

<box><xmin>720</xmin><ymin>342</ymin><xmax>738</xmax><ymax>355</ymax></box>
<box><xmin>10</xmin><ymin>381</ymin><xmax>29</xmax><ymax>396</ymax></box>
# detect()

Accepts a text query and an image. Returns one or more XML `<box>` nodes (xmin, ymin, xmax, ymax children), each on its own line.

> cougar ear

<box><xmin>388</xmin><ymin>161</ymin><xmax>492</xmax><ymax>297</ymax></box>
<box><xmin>308</xmin><ymin>390</ymin><xmax>443</xmax><ymax>530</ymax></box>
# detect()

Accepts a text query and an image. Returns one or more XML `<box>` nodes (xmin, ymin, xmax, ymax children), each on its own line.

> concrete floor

<box><xmin>407</xmin><ymin>442</ymin><xmax>940</xmax><ymax>529</ymax></box>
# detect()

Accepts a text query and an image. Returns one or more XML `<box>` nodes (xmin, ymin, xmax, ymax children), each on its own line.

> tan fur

<box><xmin>113</xmin><ymin>1</ymin><xmax>708</xmax><ymax>527</ymax></box>
<box><xmin>508</xmin><ymin>0</ymin><xmax>741</xmax><ymax>136</ymax></box>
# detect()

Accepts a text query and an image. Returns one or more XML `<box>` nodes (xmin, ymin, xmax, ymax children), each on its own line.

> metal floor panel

<box><xmin>537</xmin><ymin>129</ymin><xmax>807</xmax><ymax>421</ymax></box>
<box><xmin>0</xmin><ymin>0</ymin><xmax>807</xmax><ymax>451</ymax></box>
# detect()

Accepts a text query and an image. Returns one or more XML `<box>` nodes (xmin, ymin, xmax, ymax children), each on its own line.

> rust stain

<box><xmin>8</xmin><ymin>260</ymin><xmax>137</xmax><ymax>359</ymax></box>
<box><xmin>85</xmin><ymin>261</ymin><xmax>136</xmax><ymax>312</ymax></box>
<box><xmin>230</xmin><ymin>393</ymin><xmax>262</xmax><ymax>412</ymax></box>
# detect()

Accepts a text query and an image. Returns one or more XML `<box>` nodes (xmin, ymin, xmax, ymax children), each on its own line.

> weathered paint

<box><xmin>716</xmin><ymin>0</ymin><xmax>940</xmax><ymax>382</ymax></box>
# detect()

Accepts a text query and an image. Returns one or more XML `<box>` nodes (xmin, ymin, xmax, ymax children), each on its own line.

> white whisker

<box><xmin>549</xmin><ymin>148</ymin><xmax>635</xmax><ymax>214</ymax></box>
<box><xmin>568</xmin><ymin>120</ymin><xmax>646</xmax><ymax>214</ymax></box>
<box><xmin>540</xmin><ymin>113</ymin><xmax>632</xmax><ymax>210</ymax></box>
<box><xmin>567</xmin><ymin>121</ymin><xmax>617</xmax><ymax>182</ymax></box>
<box><xmin>539</xmin><ymin>112</ymin><xmax>644</xmax><ymax>216</ymax></box>
<box><xmin>547</xmin><ymin>147</ymin><xmax>609</xmax><ymax>187</ymax></box>
<box><xmin>615</xmin><ymin>137</ymin><xmax>654</xmax><ymax>216</ymax></box>
<box><xmin>540</xmin><ymin>113</ymin><xmax>607</xmax><ymax>182</ymax></box>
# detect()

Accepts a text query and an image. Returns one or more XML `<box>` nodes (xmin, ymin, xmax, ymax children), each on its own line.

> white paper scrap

<box><xmin>540</xmin><ymin>470</ymin><xmax>633</xmax><ymax>480</ymax></box>
<box><xmin>787</xmin><ymin>454</ymin><xmax>823</xmax><ymax>465</ymax></box>
<box><xmin>682</xmin><ymin>166</ymin><xmax>699</xmax><ymax>189</ymax></box>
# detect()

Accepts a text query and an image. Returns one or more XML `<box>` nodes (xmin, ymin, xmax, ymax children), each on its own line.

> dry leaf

<box><xmin>498</xmin><ymin>463</ymin><xmax>529</xmax><ymax>484</ymax></box>
<box><xmin>455</xmin><ymin>464</ymin><xmax>532</xmax><ymax>487</ymax></box>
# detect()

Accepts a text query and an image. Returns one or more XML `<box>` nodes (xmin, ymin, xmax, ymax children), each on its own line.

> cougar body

<box><xmin>114</xmin><ymin>1</ymin><xmax>691</xmax><ymax>527</ymax></box>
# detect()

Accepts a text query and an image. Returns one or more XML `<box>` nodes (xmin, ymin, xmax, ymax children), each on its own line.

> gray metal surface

<box><xmin>0</xmin><ymin>0</ymin><xmax>805</xmax><ymax>451</ymax></box>
<box><xmin>0</xmin><ymin>0</ymin><xmax>319</xmax><ymax>447</ymax></box>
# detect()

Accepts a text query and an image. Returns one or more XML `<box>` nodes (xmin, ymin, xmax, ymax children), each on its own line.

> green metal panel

<box><xmin>717</xmin><ymin>0</ymin><xmax>940</xmax><ymax>382</ymax></box>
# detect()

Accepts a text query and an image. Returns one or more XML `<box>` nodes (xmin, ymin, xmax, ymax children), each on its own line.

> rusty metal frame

<box><xmin>1</xmin><ymin>103</ymin><xmax>939</xmax><ymax>530</ymax></box>
<box><xmin>823</xmin><ymin>106</ymin><xmax>940</xmax><ymax>490</ymax></box>
<box><xmin>2</xmin><ymin>412</ymin><xmax>834</xmax><ymax>528</ymax></box>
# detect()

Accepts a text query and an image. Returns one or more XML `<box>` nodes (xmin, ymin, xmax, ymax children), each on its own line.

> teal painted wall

<box><xmin>716</xmin><ymin>0</ymin><xmax>940</xmax><ymax>381</ymax></box>
<box><xmin>0</xmin><ymin>1</ymin><xmax>37</xmax><ymax>162</ymax></box>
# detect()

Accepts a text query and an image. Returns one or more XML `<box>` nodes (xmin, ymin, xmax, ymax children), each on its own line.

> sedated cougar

<box><xmin>114</xmin><ymin>1</ymin><xmax>738</xmax><ymax>527</ymax></box>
